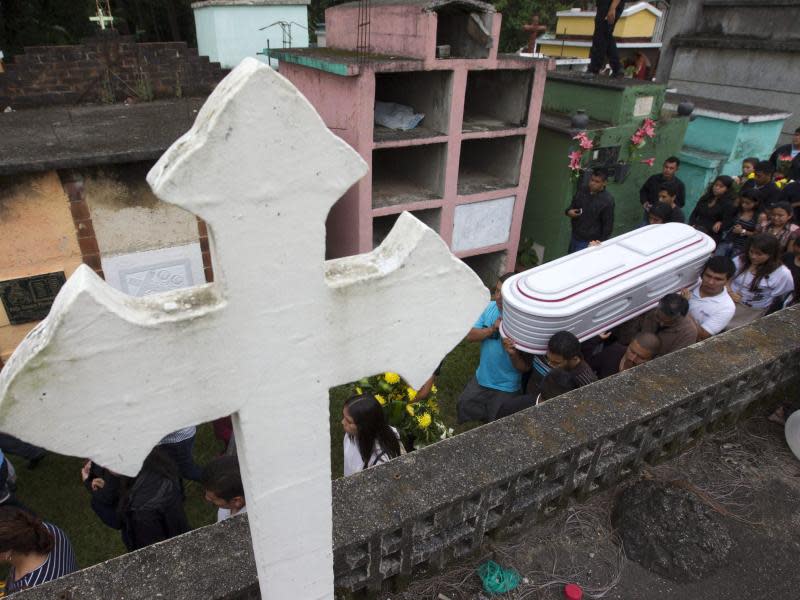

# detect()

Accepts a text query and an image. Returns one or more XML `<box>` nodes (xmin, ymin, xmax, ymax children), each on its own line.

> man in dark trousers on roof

<box><xmin>565</xmin><ymin>167</ymin><xmax>615</xmax><ymax>253</ymax></box>
<box><xmin>588</xmin><ymin>0</ymin><xmax>626</xmax><ymax>77</ymax></box>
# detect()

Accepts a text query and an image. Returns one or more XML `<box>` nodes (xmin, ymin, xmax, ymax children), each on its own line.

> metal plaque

<box><xmin>0</xmin><ymin>272</ymin><xmax>67</xmax><ymax>325</ymax></box>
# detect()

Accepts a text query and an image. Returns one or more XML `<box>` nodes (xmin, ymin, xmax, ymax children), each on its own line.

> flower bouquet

<box><xmin>567</xmin><ymin>131</ymin><xmax>595</xmax><ymax>181</ymax></box>
<box><xmin>353</xmin><ymin>372</ymin><xmax>453</xmax><ymax>450</ymax></box>
<box><xmin>628</xmin><ymin>117</ymin><xmax>656</xmax><ymax>163</ymax></box>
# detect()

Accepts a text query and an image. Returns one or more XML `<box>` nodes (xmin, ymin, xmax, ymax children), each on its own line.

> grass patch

<box><xmin>10</xmin><ymin>341</ymin><xmax>481</xmax><ymax>569</ymax></box>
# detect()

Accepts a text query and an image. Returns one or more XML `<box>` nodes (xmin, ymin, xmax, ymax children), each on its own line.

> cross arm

<box><xmin>323</xmin><ymin>212</ymin><xmax>488</xmax><ymax>389</ymax></box>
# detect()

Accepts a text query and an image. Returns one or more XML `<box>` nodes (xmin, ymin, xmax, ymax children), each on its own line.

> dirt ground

<box><xmin>380</xmin><ymin>416</ymin><xmax>800</xmax><ymax>600</ymax></box>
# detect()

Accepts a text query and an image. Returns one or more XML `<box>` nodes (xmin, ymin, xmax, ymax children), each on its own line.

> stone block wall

<box><xmin>0</xmin><ymin>32</ymin><xmax>227</xmax><ymax>109</ymax></box>
<box><xmin>12</xmin><ymin>305</ymin><xmax>800</xmax><ymax>599</ymax></box>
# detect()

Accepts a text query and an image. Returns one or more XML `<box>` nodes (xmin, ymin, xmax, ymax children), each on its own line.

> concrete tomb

<box><xmin>0</xmin><ymin>58</ymin><xmax>487</xmax><ymax>599</ymax></box>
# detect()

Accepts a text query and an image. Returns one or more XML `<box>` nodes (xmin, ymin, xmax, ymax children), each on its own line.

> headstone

<box><xmin>0</xmin><ymin>58</ymin><xmax>487</xmax><ymax>599</ymax></box>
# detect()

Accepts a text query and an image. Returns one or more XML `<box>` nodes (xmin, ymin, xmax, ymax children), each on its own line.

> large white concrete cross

<box><xmin>0</xmin><ymin>58</ymin><xmax>487</xmax><ymax>598</ymax></box>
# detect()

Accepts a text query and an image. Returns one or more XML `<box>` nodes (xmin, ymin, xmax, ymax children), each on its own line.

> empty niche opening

<box><xmin>374</xmin><ymin>71</ymin><xmax>453</xmax><ymax>142</ymax></box>
<box><xmin>461</xmin><ymin>250</ymin><xmax>507</xmax><ymax>286</ymax></box>
<box><xmin>373</xmin><ymin>208</ymin><xmax>442</xmax><ymax>248</ymax></box>
<box><xmin>434</xmin><ymin>4</ymin><xmax>493</xmax><ymax>59</ymax></box>
<box><xmin>463</xmin><ymin>69</ymin><xmax>533</xmax><ymax>132</ymax></box>
<box><xmin>372</xmin><ymin>143</ymin><xmax>447</xmax><ymax>209</ymax></box>
<box><xmin>457</xmin><ymin>136</ymin><xmax>524</xmax><ymax>195</ymax></box>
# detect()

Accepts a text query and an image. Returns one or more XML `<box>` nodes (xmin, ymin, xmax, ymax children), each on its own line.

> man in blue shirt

<box><xmin>457</xmin><ymin>273</ymin><xmax>530</xmax><ymax>423</ymax></box>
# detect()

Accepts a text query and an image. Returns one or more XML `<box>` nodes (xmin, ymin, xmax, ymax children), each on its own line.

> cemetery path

<box><xmin>378</xmin><ymin>416</ymin><xmax>800</xmax><ymax>600</ymax></box>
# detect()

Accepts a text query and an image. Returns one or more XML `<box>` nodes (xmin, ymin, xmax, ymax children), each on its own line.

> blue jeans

<box><xmin>568</xmin><ymin>236</ymin><xmax>591</xmax><ymax>254</ymax></box>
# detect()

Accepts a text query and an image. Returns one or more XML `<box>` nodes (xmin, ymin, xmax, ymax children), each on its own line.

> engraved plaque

<box><xmin>0</xmin><ymin>272</ymin><xmax>67</xmax><ymax>325</ymax></box>
<box><xmin>101</xmin><ymin>243</ymin><xmax>205</xmax><ymax>298</ymax></box>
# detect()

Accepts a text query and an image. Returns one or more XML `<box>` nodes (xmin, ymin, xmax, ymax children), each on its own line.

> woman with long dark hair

<box><xmin>342</xmin><ymin>394</ymin><xmax>402</xmax><ymax>476</ymax></box>
<box><xmin>727</xmin><ymin>233</ymin><xmax>793</xmax><ymax>328</ymax></box>
<box><xmin>689</xmin><ymin>175</ymin><xmax>736</xmax><ymax>242</ymax></box>
<box><xmin>0</xmin><ymin>507</ymin><xmax>77</xmax><ymax>593</ymax></box>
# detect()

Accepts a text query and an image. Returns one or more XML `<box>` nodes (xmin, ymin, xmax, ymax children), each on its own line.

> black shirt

<box><xmin>639</xmin><ymin>174</ymin><xmax>686</xmax><ymax>208</ymax></box>
<box><xmin>566</xmin><ymin>186</ymin><xmax>615</xmax><ymax>242</ymax></box>
<box><xmin>667</xmin><ymin>205</ymin><xmax>686</xmax><ymax>224</ymax></box>
<box><xmin>770</xmin><ymin>144</ymin><xmax>800</xmax><ymax>182</ymax></box>
<box><xmin>742</xmin><ymin>180</ymin><xmax>782</xmax><ymax>210</ymax></box>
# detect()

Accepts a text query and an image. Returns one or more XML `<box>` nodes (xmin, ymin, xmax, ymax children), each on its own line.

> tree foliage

<box><xmin>0</xmin><ymin>0</ymin><xmax>197</xmax><ymax>58</ymax></box>
<box><xmin>493</xmin><ymin>0</ymin><xmax>575</xmax><ymax>53</ymax></box>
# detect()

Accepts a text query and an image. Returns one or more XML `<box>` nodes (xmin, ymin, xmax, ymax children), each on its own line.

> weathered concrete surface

<box><xmin>659</xmin><ymin>0</ymin><xmax>800</xmax><ymax>141</ymax></box>
<box><xmin>12</xmin><ymin>304</ymin><xmax>800</xmax><ymax>599</ymax></box>
<box><xmin>0</xmin><ymin>98</ymin><xmax>205</xmax><ymax>176</ymax></box>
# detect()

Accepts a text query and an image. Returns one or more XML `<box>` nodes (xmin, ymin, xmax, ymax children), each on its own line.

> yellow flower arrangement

<box><xmin>353</xmin><ymin>372</ymin><xmax>452</xmax><ymax>450</ymax></box>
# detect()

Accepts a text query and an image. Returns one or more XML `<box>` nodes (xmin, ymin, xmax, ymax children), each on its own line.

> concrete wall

<box><xmin>668</xmin><ymin>45</ymin><xmax>800</xmax><ymax>142</ymax></box>
<box><xmin>193</xmin><ymin>3</ymin><xmax>310</xmax><ymax>69</ymax></box>
<box><xmin>15</xmin><ymin>304</ymin><xmax>800</xmax><ymax>599</ymax></box>
<box><xmin>0</xmin><ymin>34</ymin><xmax>226</xmax><ymax>109</ymax></box>
<box><xmin>0</xmin><ymin>172</ymin><xmax>83</xmax><ymax>361</ymax></box>
<box><xmin>659</xmin><ymin>0</ymin><xmax>800</xmax><ymax>143</ymax></box>
<box><xmin>83</xmin><ymin>165</ymin><xmax>200</xmax><ymax>256</ymax></box>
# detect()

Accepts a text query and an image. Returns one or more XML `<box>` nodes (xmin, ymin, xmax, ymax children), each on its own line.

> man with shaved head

<box><xmin>586</xmin><ymin>332</ymin><xmax>661</xmax><ymax>379</ymax></box>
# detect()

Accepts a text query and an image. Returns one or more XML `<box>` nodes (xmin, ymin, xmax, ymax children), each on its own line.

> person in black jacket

<box><xmin>83</xmin><ymin>448</ymin><xmax>190</xmax><ymax>551</ymax></box>
<box><xmin>742</xmin><ymin>160</ymin><xmax>782</xmax><ymax>210</ymax></box>
<box><xmin>639</xmin><ymin>157</ymin><xmax>685</xmax><ymax>227</ymax></box>
<box><xmin>689</xmin><ymin>175</ymin><xmax>736</xmax><ymax>242</ymax></box>
<box><xmin>565</xmin><ymin>168</ymin><xmax>615</xmax><ymax>253</ymax></box>
<box><xmin>769</xmin><ymin>127</ymin><xmax>800</xmax><ymax>182</ymax></box>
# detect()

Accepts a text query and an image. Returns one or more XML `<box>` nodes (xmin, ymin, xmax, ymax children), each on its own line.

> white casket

<box><xmin>501</xmin><ymin>223</ymin><xmax>716</xmax><ymax>353</ymax></box>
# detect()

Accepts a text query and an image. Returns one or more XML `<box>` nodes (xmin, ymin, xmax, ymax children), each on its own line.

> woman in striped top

<box><xmin>0</xmin><ymin>507</ymin><xmax>77</xmax><ymax>593</ymax></box>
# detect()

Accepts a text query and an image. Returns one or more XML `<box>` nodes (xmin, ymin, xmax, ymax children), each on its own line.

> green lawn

<box><xmin>10</xmin><ymin>341</ymin><xmax>481</xmax><ymax>569</ymax></box>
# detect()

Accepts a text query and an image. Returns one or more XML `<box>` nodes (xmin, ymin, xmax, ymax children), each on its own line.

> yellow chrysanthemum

<box><xmin>406</xmin><ymin>404</ymin><xmax>415</xmax><ymax>416</ymax></box>
<box><xmin>431</xmin><ymin>384</ymin><xmax>438</xmax><ymax>394</ymax></box>
<box><xmin>355</xmin><ymin>387</ymin><xmax>363</xmax><ymax>394</ymax></box>
<box><xmin>384</xmin><ymin>372</ymin><xmax>401</xmax><ymax>384</ymax></box>
<box><xmin>375</xmin><ymin>394</ymin><xmax>386</xmax><ymax>406</ymax></box>
<box><xmin>406</xmin><ymin>387</ymin><xmax>417</xmax><ymax>401</ymax></box>
<box><xmin>416</xmin><ymin>413</ymin><xmax>432</xmax><ymax>429</ymax></box>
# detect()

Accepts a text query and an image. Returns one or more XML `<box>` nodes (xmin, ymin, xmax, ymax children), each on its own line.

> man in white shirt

<box><xmin>681</xmin><ymin>256</ymin><xmax>736</xmax><ymax>341</ymax></box>
<box><xmin>201</xmin><ymin>456</ymin><xmax>247</xmax><ymax>522</ymax></box>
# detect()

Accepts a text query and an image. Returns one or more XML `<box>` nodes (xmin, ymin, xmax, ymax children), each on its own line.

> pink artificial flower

<box><xmin>640</xmin><ymin>157</ymin><xmax>656</xmax><ymax>167</ymax></box>
<box><xmin>630</xmin><ymin>132</ymin><xmax>644</xmax><ymax>146</ymax></box>
<box><xmin>568</xmin><ymin>150</ymin><xmax>583</xmax><ymax>170</ymax></box>
<box><xmin>573</xmin><ymin>131</ymin><xmax>594</xmax><ymax>150</ymax></box>
<box><xmin>778</xmin><ymin>154</ymin><xmax>792</xmax><ymax>162</ymax></box>
<box><xmin>642</xmin><ymin>118</ymin><xmax>656</xmax><ymax>138</ymax></box>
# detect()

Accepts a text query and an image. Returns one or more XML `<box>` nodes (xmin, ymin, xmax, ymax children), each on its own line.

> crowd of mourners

<box><xmin>0</xmin><ymin>130</ymin><xmax>798</xmax><ymax>594</ymax></box>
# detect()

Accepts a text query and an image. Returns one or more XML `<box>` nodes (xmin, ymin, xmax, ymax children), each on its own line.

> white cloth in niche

<box><xmin>343</xmin><ymin>426</ymin><xmax>400</xmax><ymax>477</ymax></box>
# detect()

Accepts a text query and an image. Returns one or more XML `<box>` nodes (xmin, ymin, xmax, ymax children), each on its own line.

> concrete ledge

<box><xmin>13</xmin><ymin>305</ymin><xmax>800</xmax><ymax>599</ymax></box>
<box><xmin>0</xmin><ymin>99</ymin><xmax>205</xmax><ymax>176</ymax></box>
<box><xmin>192</xmin><ymin>0</ymin><xmax>311</xmax><ymax>7</ymax></box>
<box><xmin>673</xmin><ymin>34</ymin><xmax>800</xmax><ymax>53</ymax></box>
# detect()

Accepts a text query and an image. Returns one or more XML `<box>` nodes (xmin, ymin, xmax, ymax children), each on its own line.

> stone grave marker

<box><xmin>0</xmin><ymin>58</ymin><xmax>487</xmax><ymax>599</ymax></box>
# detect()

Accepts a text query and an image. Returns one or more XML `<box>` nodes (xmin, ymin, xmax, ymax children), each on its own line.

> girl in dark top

<box><xmin>689</xmin><ymin>175</ymin><xmax>736</xmax><ymax>242</ymax></box>
<box><xmin>0</xmin><ymin>507</ymin><xmax>77</xmax><ymax>593</ymax></box>
<box><xmin>716</xmin><ymin>188</ymin><xmax>761</xmax><ymax>258</ymax></box>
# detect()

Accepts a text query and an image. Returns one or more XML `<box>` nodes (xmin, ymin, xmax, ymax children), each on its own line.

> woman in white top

<box><xmin>727</xmin><ymin>233</ymin><xmax>794</xmax><ymax>329</ymax></box>
<box><xmin>342</xmin><ymin>393</ymin><xmax>402</xmax><ymax>477</ymax></box>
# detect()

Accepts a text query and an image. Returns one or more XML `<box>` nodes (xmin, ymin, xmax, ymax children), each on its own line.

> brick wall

<box><xmin>0</xmin><ymin>31</ymin><xmax>227</xmax><ymax>109</ymax></box>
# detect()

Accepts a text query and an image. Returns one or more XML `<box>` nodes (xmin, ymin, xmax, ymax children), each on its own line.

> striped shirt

<box><xmin>5</xmin><ymin>523</ymin><xmax>77</xmax><ymax>593</ymax></box>
<box><xmin>158</xmin><ymin>426</ymin><xmax>196</xmax><ymax>445</ymax></box>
